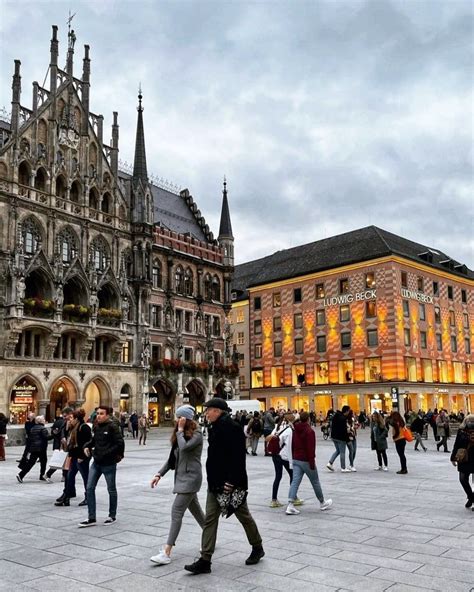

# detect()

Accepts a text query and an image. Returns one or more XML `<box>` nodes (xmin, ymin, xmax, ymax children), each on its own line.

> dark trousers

<box><xmin>65</xmin><ymin>457</ymin><xmax>90</xmax><ymax>499</ymax></box>
<box><xmin>376</xmin><ymin>449</ymin><xmax>388</xmax><ymax>467</ymax></box>
<box><xmin>395</xmin><ymin>439</ymin><xmax>407</xmax><ymax>471</ymax></box>
<box><xmin>271</xmin><ymin>455</ymin><xmax>293</xmax><ymax>500</ymax></box>
<box><xmin>19</xmin><ymin>450</ymin><xmax>47</xmax><ymax>478</ymax></box>
<box><xmin>201</xmin><ymin>490</ymin><xmax>262</xmax><ymax>561</ymax></box>
<box><xmin>86</xmin><ymin>461</ymin><xmax>118</xmax><ymax>520</ymax></box>
<box><xmin>459</xmin><ymin>472</ymin><xmax>473</xmax><ymax>501</ymax></box>
<box><xmin>437</xmin><ymin>435</ymin><xmax>449</xmax><ymax>452</ymax></box>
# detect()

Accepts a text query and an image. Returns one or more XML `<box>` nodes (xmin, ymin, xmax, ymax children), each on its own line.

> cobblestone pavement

<box><xmin>0</xmin><ymin>427</ymin><xmax>473</xmax><ymax>592</ymax></box>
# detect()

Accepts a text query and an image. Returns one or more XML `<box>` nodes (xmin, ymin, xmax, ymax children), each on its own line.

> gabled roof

<box><xmin>232</xmin><ymin>225</ymin><xmax>473</xmax><ymax>294</ymax></box>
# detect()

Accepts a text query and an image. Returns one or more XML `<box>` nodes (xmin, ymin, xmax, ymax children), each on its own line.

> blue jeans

<box><xmin>288</xmin><ymin>460</ymin><xmax>324</xmax><ymax>503</ymax></box>
<box><xmin>86</xmin><ymin>461</ymin><xmax>117</xmax><ymax>520</ymax></box>
<box><xmin>347</xmin><ymin>439</ymin><xmax>357</xmax><ymax>466</ymax></box>
<box><xmin>329</xmin><ymin>439</ymin><xmax>347</xmax><ymax>469</ymax></box>
<box><xmin>65</xmin><ymin>457</ymin><xmax>90</xmax><ymax>499</ymax></box>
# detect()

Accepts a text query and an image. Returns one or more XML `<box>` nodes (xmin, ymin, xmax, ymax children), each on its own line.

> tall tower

<box><xmin>131</xmin><ymin>88</ymin><xmax>152</xmax><ymax>227</ymax></box>
<box><xmin>218</xmin><ymin>178</ymin><xmax>234</xmax><ymax>313</ymax></box>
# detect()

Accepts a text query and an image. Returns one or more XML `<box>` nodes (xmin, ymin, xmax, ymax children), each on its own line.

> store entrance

<box><xmin>10</xmin><ymin>376</ymin><xmax>39</xmax><ymax>424</ymax></box>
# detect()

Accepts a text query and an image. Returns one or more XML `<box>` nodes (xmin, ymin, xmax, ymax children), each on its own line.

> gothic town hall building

<box><xmin>0</xmin><ymin>25</ymin><xmax>236</xmax><ymax>425</ymax></box>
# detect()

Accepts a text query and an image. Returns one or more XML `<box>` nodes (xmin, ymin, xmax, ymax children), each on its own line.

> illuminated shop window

<box><xmin>314</xmin><ymin>361</ymin><xmax>329</xmax><ymax>385</ymax></box>
<box><xmin>453</xmin><ymin>362</ymin><xmax>464</xmax><ymax>384</ymax></box>
<box><xmin>467</xmin><ymin>363</ymin><xmax>474</xmax><ymax>384</ymax></box>
<box><xmin>405</xmin><ymin>357</ymin><xmax>417</xmax><ymax>381</ymax></box>
<box><xmin>421</xmin><ymin>359</ymin><xmax>433</xmax><ymax>382</ymax></box>
<box><xmin>292</xmin><ymin>363</ymin><xmax>306</xmax><ymax>386</ymax></box>
<box><xmin>437</xmin><ymin>360</ymin><xmax>448</xmax><ymax>383</ymax></box>
<box><xmin>271</xmin><ymin>366</ymin><xmax>284</xmax><ymax>387</ymax></box>
<box><xmin>364</xmin><ymin>357</ymin><xmax>381</xmax><ymax>382</ymax></box>
<box><xmin>251</xmin><ymin>369</ymin><xmax>263</xmax><ymax>388</ymax></box>
<box><xmin>338</xmin><ymin>360</ymin><xmax>354</xmax><ymax>384</ymax></box>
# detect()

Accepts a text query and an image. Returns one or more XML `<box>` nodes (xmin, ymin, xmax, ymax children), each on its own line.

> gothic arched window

<box><xmin>21</xmin><ymin>216</ymin><xmax>42</xmax><ymax>255</ymax></box>
<box><xmin>184</xmin><ymin>268</ymin><xmax>193</xmax><ymax>296</ymax></box>
<box><xmin>55</xmin><ymin>175</ymin><xmax>67</xmax><ymax>198</ymax></box>
<box><xmin>89</xmin><ymin>236</ymin><xmax>109</xmax><ymax>271</ymax></box>
<box><xmin>101</xmin><ymin>192</ymin><xmax>112</xmax><ymax>213</ymax></box>
<box><xmin>58</xmin><ymin>226</ymin><xmax>78</xmax><ymax>264</ymax></box>
<box><xmin>204</xmin><ymin>273</ymin><xmax>212</xmax><ymax>301</ymax></box>
<box><xmin>18</xmin><ymin>161</ymin><xmax>31</xmax><ymax>186</ymax></box>
<box><xmin>89</xmin><ymin>187</ymin><xmax>99</xmax><ymax>210</ymax></box>
<box><xmin>70</xmin><ymin>180</ymin><xmax>81</xmax><ymax>203</ymax></box>
<box><xmin>212</xmin><ymin>275</ymin><xmax>221</xmax><ymax>301</ymax></box>
<box><xmin>175</xmin><ymin>266</ymin><xmax>184</xmax><ymax>294</ymax></box>
<box><xmin>34</xmin><ymin>167</ymin><xmax>47</xmax><ymax>192</ymax></box>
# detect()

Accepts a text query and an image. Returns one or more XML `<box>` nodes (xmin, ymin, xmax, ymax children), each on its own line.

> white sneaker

<box><xmin>373</xmin><ymin>466</ymin><xmax>382</xmax><ymax>471</ymax></box>
<box><xmin>383</xmin><ymin>466</ymin><xmax>388</xmax><ymax>471</ymax></box>
<box><xmin>285</xmin><ymin>504</ymin><xmax>300</xmax><ymax>515</ymax></box>
<box><xmin>341</xmin><ymin>468</ymin><xmax>351</xmax><ymax>473</ymax></box>
<box><xmin>320</xmin><ymin>499</ymin><xmax>333</xmax><ymax>511</ymax></box>
<box><xmin>150</xmin><ymin>549</ymin><xmax>171</xmax><ymax>565</ymax></box>
<box><xmin>326</xmin><ymin>463</ymin><xmax>334</xmax><ymax>472</ymax></box>
<box><xmin>350</xmin><ymin>466</ymin><xmax>357</xmax><ymax>472</ymax></box>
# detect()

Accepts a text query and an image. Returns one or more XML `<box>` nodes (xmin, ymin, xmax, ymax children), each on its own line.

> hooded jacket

<box><xmin>292</xmin><ymin>421</ymin><xmax>316</xmax><ymax>470</ymax></box>
<box><xmin>330</xmin><ymin>411</ymin><xmax>349</xmax><ymax>441</ymax></box>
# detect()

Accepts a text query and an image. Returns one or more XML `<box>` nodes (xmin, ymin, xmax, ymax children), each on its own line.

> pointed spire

<box><xmin>132</xmin><ymin>85</ymin><xmax>148</xmax><ymax>186</ymax></box>
<box><xmin>218</xmin><ymin>176</ymin><xmax>233</xmax><ymax>240</ymax></box>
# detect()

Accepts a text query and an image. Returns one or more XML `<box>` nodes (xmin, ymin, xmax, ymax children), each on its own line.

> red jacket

<box><xmin>292</xmin><ymin>421</ymin><xmax>316</xmax><ymax>469</ymax></box>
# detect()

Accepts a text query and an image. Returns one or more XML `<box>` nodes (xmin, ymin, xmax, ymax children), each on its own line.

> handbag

<box><xmin>49</xmin><ymin>449</ymin><xmax>68</xmax><ymax>469</ymax></box>
<box><xmin>63</xmin><ymin>456</ymin><xmax>72</xmax><ymax>471</ymax></box>
<box><xmin>454</xmin><ymin>448</ymin><xmax>468</xmax><ymax>463</ymax></box>
<box><xmin>402</xmin><ymin>427</ymin><xmax>414</xmax><ymax>442</ymax></box>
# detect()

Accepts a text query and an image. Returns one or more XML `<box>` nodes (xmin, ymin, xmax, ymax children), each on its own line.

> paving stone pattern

<box><xmin>0</xmin><ymin>427</ymin><xmax>473</xmax><ymax>591</ymax></box>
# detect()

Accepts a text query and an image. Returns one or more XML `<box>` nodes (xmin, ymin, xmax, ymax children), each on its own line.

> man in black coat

<box><xmin>327</xmin><ymin>405</ymin><xmax>351</xmax><ymax>472</ymax></box>
<box><xmin>17</xmin><ymin>415</ymin><xmax>50</xmax><ymax>482</ymax></box>
<box><xmin>185</xmin><ymin>398</ymin><xmax>264</xmax><ymax>575</ymax></box>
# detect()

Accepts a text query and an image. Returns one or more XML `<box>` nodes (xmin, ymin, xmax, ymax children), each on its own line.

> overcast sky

<box><xmin>1</xmin><ymin>0</ymin><xmax>472</xmax><ymax>267</ymax></box>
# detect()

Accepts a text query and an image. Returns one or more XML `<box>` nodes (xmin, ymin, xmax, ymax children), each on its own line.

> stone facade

<box><xmin>0</xmin><ymin>25</ymin><xmax>235</xmax><ymax>425</ymax></box>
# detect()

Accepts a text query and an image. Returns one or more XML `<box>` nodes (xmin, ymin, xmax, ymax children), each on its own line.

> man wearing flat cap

<box><xmin>184</xmin><ymin>397</ymin><xmax>264</xmax><ymax>574</ymax></box>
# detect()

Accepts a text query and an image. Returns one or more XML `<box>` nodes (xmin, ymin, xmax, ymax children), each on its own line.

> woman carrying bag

<box><xmin>390</xmin><ymin>411</ymin><xmax>408</xmax><ymax>474</ymax></box>
<box><xmin>268</xmin><ymin>413</ymin><xmax>297</xmax><ymax>508</ymax></box>
<box><xmin>450</xmin><ymin>414</ymin><xmax>474</xmax><ymax>510</ymax></box>
<box><xmin>149</xmin><ymin>405</ymin><xmax>205</xmax><ymax>565</ymax></box>
<box><xmin>55</xmin><ymin>409</ymin><xmax>92</xmax><ymax>507</ymax></box>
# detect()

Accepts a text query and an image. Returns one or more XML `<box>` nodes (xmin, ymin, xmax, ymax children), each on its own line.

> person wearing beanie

<box><xmin>149</xmin><ymin>404</ymin><xmax>205</xmax><ymax>565</ymax></box>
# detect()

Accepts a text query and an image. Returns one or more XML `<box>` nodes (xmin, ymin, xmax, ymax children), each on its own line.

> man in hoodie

<box><xmin>286</xmin><ymin>412</ymin><xmax>332</xmax><ymax>515</ymax></box>
<box><xmin>327</xmin><ymin>405</ymin><xmax>351</xmax><ymax>472</ymax></box>
<box><xmin>78</xmin><ymin>406</ymin><xmax>124</xmax><ymax>528</ymax></box>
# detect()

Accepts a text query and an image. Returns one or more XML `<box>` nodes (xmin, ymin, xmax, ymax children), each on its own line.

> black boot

<box><xmin>54</xmin><ymin>498</ymin><xmax>70</xmax><ymax>507</ymax></box>
<box><xmin>184</xmin><ymin>558</ymin><xmax>211</xmax><ymax>574</ymax></box>
<box><xmin>78</xmin><ymin>498</ymin><xmax>88</xmax><ymax>507</ymax></box>
<box><xmin>56</xmin><ymin>494</ymin><xmax>65</xmax><ymax>503</ymax></box>
<box><xmin>245</xmin><ymin>545</ymin><xmax>265</xmax><ymax>565</ymax></box>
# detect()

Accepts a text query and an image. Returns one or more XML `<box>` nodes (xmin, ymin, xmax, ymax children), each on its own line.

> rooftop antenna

<box><xmin>68</xmin><ymin>9</ymin><xmax>76</xmax><ymax>35</ymax></box>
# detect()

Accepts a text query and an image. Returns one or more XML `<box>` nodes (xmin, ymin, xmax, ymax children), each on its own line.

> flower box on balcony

<box><xmin>23</xmin><ymin>297</ymin><xmax>55</xmax><ymax>318</ymax></box>
<box><xmin>63</xmin><ymin>304</ymin><xmax>90</xmax><ymax>322</ymax></box>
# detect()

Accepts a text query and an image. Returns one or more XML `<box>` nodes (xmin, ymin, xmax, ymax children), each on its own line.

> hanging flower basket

<box><xmin>23</xmin><ymin>297</ymin><xmax>55</xmax><ymax>318</ymax></box>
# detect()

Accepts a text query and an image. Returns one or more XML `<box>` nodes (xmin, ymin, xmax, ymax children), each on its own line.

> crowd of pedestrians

<box><xmin>3</xmin><ymin>398</ymin><xmax>473</xmax><ymax>578</ymax></box>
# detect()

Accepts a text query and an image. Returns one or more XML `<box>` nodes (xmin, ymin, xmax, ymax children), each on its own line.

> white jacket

<box><xmin>271</xmin><ymin>422</ymin><xmax>294</xmax><ymax>467</ymax></box>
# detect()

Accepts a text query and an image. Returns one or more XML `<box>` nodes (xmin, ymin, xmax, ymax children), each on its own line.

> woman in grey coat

<box><xmin>150</xmin><ymin>405</ymin><xmax>205</xmax><ymax>565</ymax></box>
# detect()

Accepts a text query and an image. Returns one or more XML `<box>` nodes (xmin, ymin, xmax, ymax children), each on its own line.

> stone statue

<box><xmin>16</xmin><ymin>276</ymin><xmax>26</xmax><ymax>304</ymax></box>
<box><xmin>121</xmin><ymin>296</ymin><xmax>129</xmax><ymax>320</ymax></box>
<box><xmin>54</xmin><ymin>284</ymin><xmax>64</xmax><ymax>309</ymax></box>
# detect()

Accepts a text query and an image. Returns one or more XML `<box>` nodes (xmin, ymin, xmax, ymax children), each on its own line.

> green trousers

<box><xmin>201</xmin><ymin>489</ymin><xmax>262</xmax><ymax>561</ymax></box>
